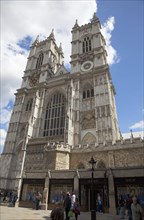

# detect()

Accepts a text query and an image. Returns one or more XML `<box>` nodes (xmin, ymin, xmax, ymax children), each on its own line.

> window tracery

<box><xmin>43</xmin><ymin>93</ymin><xmax>66</xmax><ymax>137</ymax></box>
<box><xmin>82</xmin><ymin>84</ymin><xmax>94</xmax><ymax>99</ymax></box>
<box><xmin>36</xmin><ymin>53</ymin><xmax>44</xmax><ymax>69</ymax></box>
<box><xmin>26</xmin><ymin>99</ymin><xmax>33</xmax><ymax>111</ymax></box>
<box><xmin>82</xmin><ymin>36</ymin><xmax>92</xmax><ymax>53</ymax></box>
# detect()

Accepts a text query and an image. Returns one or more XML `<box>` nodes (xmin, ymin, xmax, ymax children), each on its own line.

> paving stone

<box><xmin>0</xmin><ymin>205</ymin><xmax>124</xmax><ymax>220</ymax></box>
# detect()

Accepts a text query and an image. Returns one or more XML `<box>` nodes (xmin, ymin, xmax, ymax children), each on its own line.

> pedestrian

<box><xmin>119</xmin><ymin>195</ymin><xmax>125</xmax><ymax>219</ymax></box>
<box><xmin>131</xmin><ymin>196</ymin><xmax>143</xmax><ymax>220</ymax></box>
<box><xmin>97</xmin><ymin>193</ymin><xmax>103</xmax><ymax>213</ymax></box>
<box><xmin>50</xmin><ymin>202</ymin><xmax>64</xmax><ymax>220</ymax></box>
<box><xmin>35</xmin><ymin>192</ymin><xmax>42</xmax><ymax>210</ymax></box>
<box><xmin>63</xmin><ymin>192</ymin><xmax>71</xmax><ymax>220</ymax></box>
<box><xmin>12</xmin><ymin>191</ymin><xmax>18</xmax><ymax>207</ymax></box>
<box><xmin>71</xmin><ymin>192</ymin><xmax>76</xmax><ymax>209</ymax></box>
<box><xmin>73</xmin><ymin>197</ymin><xmax>80</xmax><ymax>220</ymax></box>
<box><xmin>126</xmin><ymin>194</ymin><xmax>133</xmax><ymax>220</ymax></box>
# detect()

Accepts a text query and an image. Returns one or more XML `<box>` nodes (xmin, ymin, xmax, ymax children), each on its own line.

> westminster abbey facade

<box><xmin>1</xmin><ymin>13</ymin><xmax>144</xmax><ymax>214</ymax></box>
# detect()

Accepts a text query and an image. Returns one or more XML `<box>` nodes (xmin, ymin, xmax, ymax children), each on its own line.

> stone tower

<box><xmin>1</xmin><ymin>13</ymin><xmax>120</xmax><ymax>191</ymax></box>
<box><xmin>69</xmin><ymin>13</ymin><xmax>120</xmax><ymax>146</ymax></box>
<box><xmin>0</xmin><ymin>30</ymin><xmax>65</xmax><ymax>190</ymax></box>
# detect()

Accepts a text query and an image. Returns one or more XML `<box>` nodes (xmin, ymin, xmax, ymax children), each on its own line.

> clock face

<box><xmin>81</xmin><ymin>61</ymin><xmax>93</xmax><ymax>72</ymax></box>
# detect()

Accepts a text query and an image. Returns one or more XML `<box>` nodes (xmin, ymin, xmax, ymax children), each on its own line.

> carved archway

<box><xmin>82</xmin><ymin>132</ymin><xmax>96</xmax><ymax>145</ymax></box>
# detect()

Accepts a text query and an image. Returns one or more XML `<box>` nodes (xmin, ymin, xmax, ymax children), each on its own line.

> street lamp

<box><xmin>89</xmin><ymin>156</ymin><xmax>96</xmax><ymax>220</ymax></box>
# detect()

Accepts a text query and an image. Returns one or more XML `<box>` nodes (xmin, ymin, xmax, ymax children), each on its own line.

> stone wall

<box><xmin>70</xmin><ymin>139</ymin><xmax>144</xmax><ymax>169</ymax></box>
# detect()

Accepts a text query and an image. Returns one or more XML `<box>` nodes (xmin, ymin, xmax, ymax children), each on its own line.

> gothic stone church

<box><xmin>1</xmin><ymin>13</ymin><xmax>144</xmax><ymax>214</ymax></box>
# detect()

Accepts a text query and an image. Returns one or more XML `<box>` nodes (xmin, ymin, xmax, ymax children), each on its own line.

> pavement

<box><xmin>0</xmin><ymin>204</ymin><xmax>123</xmax><ymax>220</ymax></box>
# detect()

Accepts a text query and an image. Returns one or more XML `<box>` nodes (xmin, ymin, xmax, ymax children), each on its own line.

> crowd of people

<box><xmin>118</xmin><ymin>194</ymin><xmax>144</xmax><ymax>220</ymax></box>
<box><xmin>50</xmin><ymin>191</ymin><xmax>80</xmax><ymax>220</ymax></box>
<box><xmin>0</xmin><ymin>190</ymin><xmax>18</xmax><ymax>206</ymax></box>
<box><xmin>0</xmin><ymin>190</ymin><xmax>43</xmax><ymax>210</ymax></box>
<box><xmin>1</xmin><ymin>189</ymin><xmax>144</xmax><ymax>220</ymax></box>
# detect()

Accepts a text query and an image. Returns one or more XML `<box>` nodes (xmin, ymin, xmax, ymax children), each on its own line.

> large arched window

<box><xmin>43</xmin><ymin>93</ymin><xmax>66</xmax><ymax>137</ymax></box>
<box><xmin>26</xmin><ymin>98</ymin><xmax>33</xmax><ymax>111</ymax></box>
<box><xmin>82</xmin><ymin>36</ymin><xmax>92</xmax><ymax>53</ymax></box>
<box><xmin>36</xmin><ymin>53</ymin><xmax>44</xmax><ymax>69</ymax></box>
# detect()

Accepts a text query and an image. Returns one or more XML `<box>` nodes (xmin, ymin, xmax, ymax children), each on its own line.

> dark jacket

<box><xmin>64</xmin><ymin>196</ymin><xmax>71</xmax><ymax>209</ymax></box>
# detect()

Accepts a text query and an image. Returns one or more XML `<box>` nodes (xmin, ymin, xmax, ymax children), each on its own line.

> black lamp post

<box><xmin>89</xmin><ymin>156</ymin><xmax>96</xmax><ymax>220</ymax></box>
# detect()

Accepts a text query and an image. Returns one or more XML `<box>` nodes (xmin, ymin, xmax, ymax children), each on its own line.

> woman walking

<box><xmin>73</xmin><ymin>198</ymin><xmax>80</xmax><ymax>220</ymax></box>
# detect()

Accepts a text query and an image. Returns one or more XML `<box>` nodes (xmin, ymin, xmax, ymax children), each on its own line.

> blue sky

<box><xmin>0</xmin><ymin>0</ymin><xmax>143</xmax><ymax>153</ymax></box>
<box><xmin>97</xmin><ymin>0</ymin><xmax>144</xmax><ymax>133</ymax></box>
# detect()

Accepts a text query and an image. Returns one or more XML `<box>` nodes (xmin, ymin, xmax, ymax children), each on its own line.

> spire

<box><xmin>58</xmin><ymin>43</ymin><xmax>64</xmax><ymax>59</ymax></box>
<box><xmin>59</xmin><ymin>43</ymin><xmax>63</xmax><ymax>54</ymax></box>
<box><xmin>72</xmin><ymin>19</ymin><xmax>79</xmax><ymax>29</ymax></box>
<box><xmin>48</xmin><ymin>29</ymin><xmax>55</xmax><ymax>41</ymax></box>
<box><xmin>32</xmin><ymin>35</ymin><xmax>39</xmax><ymax>46</ymax></box>
<box><xmin>130</xmin><ymin>129</ymin><xmax>133</xmax><ymax>143</ymax></box>
<box><xmin>91</xmin><ymin>12</ymin><xmax>98</xmax><ymax>23</ymax></box>
<box><xmin>130</xmin><ymin>129</ymin><xmax>133</xmax><ymax>138</ymax></box>
<box><xmin>120</xmin><ymin>131</ymin><xmax>124</xmax><ymax>144</ymax></box>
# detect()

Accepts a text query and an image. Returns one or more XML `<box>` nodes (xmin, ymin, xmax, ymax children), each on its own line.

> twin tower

<box><xmin>2</xmin><ymin>13</ymin><xmax>120</xmax><ymax>190</ymax></box>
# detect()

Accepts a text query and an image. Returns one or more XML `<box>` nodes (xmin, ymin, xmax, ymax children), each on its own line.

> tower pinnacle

<box><xmin>48</xmin><ymin>29</ymin><xmax>55</xmax><ymax>41</ymax></box>
<box><xmin>32</xmin><ymin>35</ymin><xmax>39</xmax><ymax>46</ymax></box>
<box><xmin>91</xmin><ymin>12</ymin><xmax>98</xmax><ymax>22</ymax></box>
<box><xmin>72</xmin><ymin>19</ymin><xmax>79</xmax><ymax>29</ymax></box>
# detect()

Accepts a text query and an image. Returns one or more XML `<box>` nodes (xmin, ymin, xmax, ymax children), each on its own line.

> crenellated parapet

<box><xmin>72</xmin><ymin>136</ymin><xmax>144</xmax><ymax>152</ymax></box>
<box><xmin>43</xmin><ymin>142</ymin><xmax>71</xmax><ymax>152</ymax></box>
<box><xmin>70</xmin><ymin>136</ymin><xmax>144</xmax><ymax>170</ymax></box>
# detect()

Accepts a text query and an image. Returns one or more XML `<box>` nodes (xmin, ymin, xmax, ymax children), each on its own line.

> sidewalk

<box><xmin>0</xmin><ymin>205</ymin><xmax>122</xmax><ymax>220</ymax></box>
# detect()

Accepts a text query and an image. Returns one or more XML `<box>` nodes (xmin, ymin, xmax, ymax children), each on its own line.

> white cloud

<box><xmin>122</xmin><ymin>131</ymin><xmax>144</xmax><ymax>139</ymax></box>
<box><xmin>101</xmin><ymin>16</ymin><xmax>119</xmax><ymax>65</ymax></box>
<box><xmin>1</xmin><ymin>1</ymin><xmax>118</xmax><ymax>110</ymax></box>
<box><xmin>0</xmin><ymin>108</ymin><xmax>12</xmax><ymax>124</ymax></box>
<box><xmin>1</xmin><ymin>1</ymin><xmax>119</xmax><ymax>151</ymax></box>
<box><xmin>129</xmin><ymin>120</ymin><xmax>144</xmax><ymax>130</ymax></box>
<box><xmin>0</xmin><ymin>129</ymin><xmax>7</xmax><ymax>154</ymax></box>
<box><xmin>1</xmin><ymin>0</ymin><xmax>97</xmax><ymax>109</ymax></box>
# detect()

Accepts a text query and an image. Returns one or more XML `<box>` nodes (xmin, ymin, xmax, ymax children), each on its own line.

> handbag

<box><xmin>68</xmin><ymin>209</ymin><xmax>74</xmax><ymax>218</ymax></box>
<box><xmin>74</xmin><ymin>207</ymin><xmax>80</xmax><ymax>215</ymax></box>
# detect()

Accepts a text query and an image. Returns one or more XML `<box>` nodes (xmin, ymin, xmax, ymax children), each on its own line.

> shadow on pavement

<box><xmin>42</xmin><ymin>216</ymin><xmax>50</xmax><ymax>220</ymax></box>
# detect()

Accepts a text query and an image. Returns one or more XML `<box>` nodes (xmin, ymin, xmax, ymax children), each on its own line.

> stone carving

<box><xmin>29</xmin><ymin>72</ymin><xmax>40</xmax><ymax>87</ymax></box>
<box><xmin>81</xmin><ymin>111</ymin><xmax>95</xmax><ymax>129</ymax></box>
<box><xmin>79</xmin><ymin>53</ymin><xmax>93</xmax><ymax>63</ymax></box>
<box><xmin>82</xmin><ymin>132</ymin><xmax>96</xmax><ymax>145</ymax></box>
<box><xmin>108</xmin><ymin>152</ymin><xmax>115</xmax><ymax>168</ymax></box>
